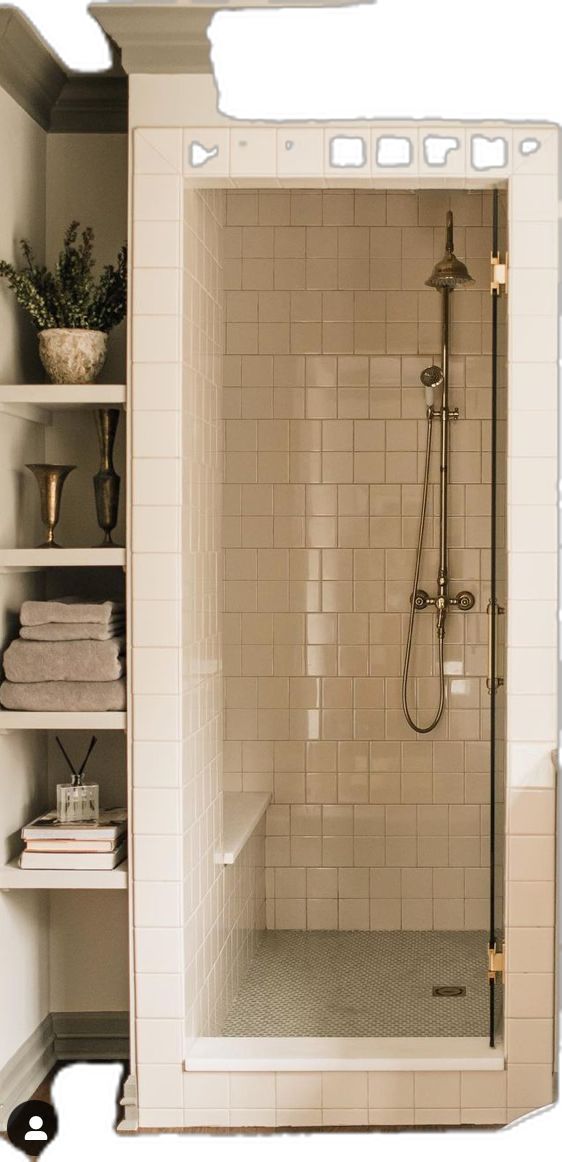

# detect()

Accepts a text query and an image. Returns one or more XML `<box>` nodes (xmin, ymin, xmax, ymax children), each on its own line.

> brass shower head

<box><xmin>425</xmin><ymin>211</ymin><xmax>474</xmax><ymax>289</ymax></box>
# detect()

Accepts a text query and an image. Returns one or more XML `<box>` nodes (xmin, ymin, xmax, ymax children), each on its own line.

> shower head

<box><xmin>420</xmin><ymin>365</ymin><xmax>443</xmax><ymax>408</ymax></box>
<box><xmin>425</xmin><ymin>211</ymin><xmax>474</xmax><ymax>289</ymax></box>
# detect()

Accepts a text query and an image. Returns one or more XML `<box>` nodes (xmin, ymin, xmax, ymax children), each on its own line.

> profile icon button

<box><xmin>7</xmin><ymin>1100</ymin><xmax>57</xmax><ymax>1156</ymax></box>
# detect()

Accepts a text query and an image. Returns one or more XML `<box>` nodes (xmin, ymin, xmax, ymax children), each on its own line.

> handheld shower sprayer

<box><xmin>420</xmin><ymin>365</ymin><xmax>444</xmax><ymax>410</ymax></box>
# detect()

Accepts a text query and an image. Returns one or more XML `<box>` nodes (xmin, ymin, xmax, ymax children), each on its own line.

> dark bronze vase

<box><xmin>93</xmin><ymin>408</ymin><xmax>121</xmax><ymax>547</ymax></box>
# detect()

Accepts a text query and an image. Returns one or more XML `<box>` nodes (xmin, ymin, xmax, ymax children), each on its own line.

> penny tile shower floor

<box><xmin>221</xmin><ymin>930</ymin><xmax>490</xmax><ymax>1037</ymax></box>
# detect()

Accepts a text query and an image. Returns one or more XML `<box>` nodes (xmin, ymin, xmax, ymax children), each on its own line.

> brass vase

<box><xmin>93</xmin><ymin>408</ymin><xmax>121</xmax><ymax>547</ymax></box>
<box><xmin>26</xmin><ymin>464</ymin><xmax>75</xmax><ymax>548</ymax></box>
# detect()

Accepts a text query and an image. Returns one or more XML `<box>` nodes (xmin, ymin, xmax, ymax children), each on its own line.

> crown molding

<box><xmin>91</xmin><ymin>3</ymin><xmax>216</xmax><ymax>74</ymax></box>
<box><xmin>0</xmin><ymin>8</ymin><xmax>66</xmax><ymax>129</ymax></box>
<box><xmin>50</xmin><ymin>74</ymin><xmax>128</xmax><ymax>134</ymax></box>
<box><xmin>0</xmin><ymin>6</ymin><xmax>127</xmax><ymax>132</ymax></box>
<box><xmin>90</xmin><ymin>1</ymin><xmax>360</xmax><ymax>77</ymax></box>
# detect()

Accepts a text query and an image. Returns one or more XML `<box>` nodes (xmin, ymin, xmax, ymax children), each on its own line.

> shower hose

<box><xmin>401</xmin><ymin>407</ymin><xmax>445</xmax><ymax>734</ymax></box>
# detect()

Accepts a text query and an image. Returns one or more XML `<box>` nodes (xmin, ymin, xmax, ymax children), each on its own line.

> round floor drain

<box><xmin>432</xmin><ymin>985</ymin><xmax>466</xmax><ymax>998</ymax></box>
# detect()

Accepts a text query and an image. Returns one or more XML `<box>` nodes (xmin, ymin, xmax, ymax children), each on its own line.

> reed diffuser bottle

<box><xmin>55</xmin><ymin>735</ymin><xmax>99</xmax><ymax>823</ymax></box>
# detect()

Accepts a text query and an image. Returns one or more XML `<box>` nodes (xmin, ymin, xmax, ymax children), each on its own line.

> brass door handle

<box><xmin>486</xmin><ymin>599</ymin><xmax>505</xmax><ymax>694</ymax></box>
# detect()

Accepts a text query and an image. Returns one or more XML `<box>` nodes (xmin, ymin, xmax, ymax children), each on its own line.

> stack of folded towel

<box><xmin>0</xmin><ymin>598</ymin><xmax>126</xmax><ymax>712</ymax></box>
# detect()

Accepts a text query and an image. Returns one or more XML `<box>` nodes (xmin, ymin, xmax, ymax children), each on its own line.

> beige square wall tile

<box><xmin>460</xmin><ymin>1108</ymin><xmax>506</xmax><ymax>1125</ymax></box>
<box><xmin>506</xmin><ymin>1020</ymin><xmax>554</xmax><ymax>1064</ymax></box>
<box><xmin>276</xmin><ymin>1073</ymin><xmax>322</xmax><ymax>1108</ymax></box>
<box><xmin>369</xmin><ymin>1108</ymin><xmax>414</xmax><ymax>1126</ymax></box>
<box><xmin>461</xmin><ymin>1070</ymin><xmax>507</xmax><ymax>1107</ymax></box>
<box><xmin>230</xmin><ymin>1073</ymin><xmax>275</xmax><ymax>1108</ymax></box>
<box><xmin>507</xmin><ymin>882</ymin><xmax>555</xmax><ymax>927</ymax></box>
<box><xmin>183</xmin><ymin>1072</ymin><xmax>230</xmax><ymax>1108</ymax></box>
<box><xmin>508</xmin><ymin>836</ymin><xmax>555</xmax><ymax>881</ymax></box>
<box><xmin>507</xmin><ymin>789</ymin><xmax>555</xmax><ymax>835</ymax></box>
<box><xmin>230</xmin><ymin>1109</ymin><xmax>276</xmax><ymax>1127</ymax></box>
<box><xmin>507</xmin><ymin>973</ymin><xmax>555</xmax><ymax>1019</ymax></box>
<box><xmin>276</xmin><ymin>1108</ymin><xmax>322</xmax><ymax>1127</ymax></box>
<box><xmin>414</xmin><ymin>1072</ymin><xmax>461</xmax><ymax>1108</ymax></box>
<box><xmin>368</xmin><ymin>1071</ymin><xmax>414</xmax><ymax>1108</ymax></box>
<box><xmin>506</xmin><ymin>1065</ymin><xmax>554</xmax><ymax>1110</ymax></box>
<box><xmin>415</xmin><ymin>1108</ymin><xmax>460</xmax><ymax>1125</ymax></box>
<box><xmin>322</xmin><ymin>1071</ymin><xmax>368</xmax><ymax>1108</ymax></box>
<box><xmin>506</xmin><ymin>928</ymin><xmax>554</xmax><ymax>973</ymax></box>
<box><xmin>322</xmin><ymin>1108</ymin><xmax>368</xmax><ymax>1126</ymax></box>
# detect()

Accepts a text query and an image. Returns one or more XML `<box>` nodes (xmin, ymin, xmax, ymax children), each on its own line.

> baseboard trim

<box><xmin>117</xmin><ymin>1072</ymin><xmax>139</xmax><ymax>1133</ymax></box>
<box><xmin>0</xmin><ymin>1015</ymin><xmax>55</xmax><ymax>1131</ymax></box>
<box><xmin>0</xmin><ymin>1012</ymin><xmax>129</xmax><ymax>1131</ymax></box>
<box><xmin>52</xmin><ymin>1011</ymin><xmax>129</xmax><ymax>1061</ymax></box>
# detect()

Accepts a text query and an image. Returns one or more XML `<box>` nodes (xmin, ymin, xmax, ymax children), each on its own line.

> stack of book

<box><xmin>20</xmin><ymin>808</ymin><xmax>127</xmax><ymax>870</ymax></box>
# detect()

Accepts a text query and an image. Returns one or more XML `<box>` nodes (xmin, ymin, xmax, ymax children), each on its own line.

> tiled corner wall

<box><xmin>222</xmin><ymin>187</ymin><xmax>496</xmax><ymax>931</ymax></box>
<box><xmin>132</xmin><ymin>144</ymin><xmax>265</xmax><ymax>1124</ymax></box>
<box><xmin>182</xmin><ymin>186</ymin><xmax>265</xmax><ymax>1038</ymax></box>
<box><xmin>130</xmin><ymin>120</ymin><xmax>558</xmax><ymax>1128</ymax></box>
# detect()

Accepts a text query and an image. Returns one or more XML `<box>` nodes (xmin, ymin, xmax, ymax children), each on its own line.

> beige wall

<box><xmin>46</xmin><ymin>134</ymin><xmax>128</xmax><ymax>385</ymax></box>
<box><xmin>222</xmin><ymin>187</ymin><xmax>499</xmax><ymax>931</ymax></box>
<box><xmin>0</xmin><ymin>85</ymin><xmax>50</xmax><ymax>1071</ymax></box>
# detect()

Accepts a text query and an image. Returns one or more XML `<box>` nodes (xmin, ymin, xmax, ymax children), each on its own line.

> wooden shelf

<box><xmin>216</xmin><ymin>792</ymin><xmax>271</xmax><ymax>865</ymax></box>
<box><xmin>0</xmin><ymin>858</ymin><xmax>128</xmax><ymax>891</ymax></box>
<box><xmin>0</xmin><ymin>384</ymin><xmax>126</xmax><ymax>425</ymax></box>
<box><xmin>0</xmin><ymin>711</ymin><xmax>126</xmax><ymax>731</ymax></box>
<box><xmin>0</xmin><ymin>548</ymin><xmax>125</xmax><ymax>571</ymax></box>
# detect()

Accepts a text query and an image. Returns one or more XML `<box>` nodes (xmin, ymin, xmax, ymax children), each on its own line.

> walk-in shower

<box><xmin>402</xmin><ymin>212</ymin><xmax>476</xmax><ymax>734</ymax></box>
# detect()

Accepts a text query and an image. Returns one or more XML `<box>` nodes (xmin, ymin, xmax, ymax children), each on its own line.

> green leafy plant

<box><xmin>0</xmin><ymin>221</ymin><xmax>127</xmax><ymax>333</ymax></box>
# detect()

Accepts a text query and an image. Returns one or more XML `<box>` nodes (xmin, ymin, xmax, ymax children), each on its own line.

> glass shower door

<box><xmin>488</xmin><ymin>187</ymin><xmax>507</xmax><ymax>1048</ymax></box>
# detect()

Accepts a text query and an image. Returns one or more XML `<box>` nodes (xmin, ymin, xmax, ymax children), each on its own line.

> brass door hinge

<box><xmin>486</xmin><ymin>598</ymin><xmax>505</xmax><ymax>694</ymax></box>
<box><xmin>491</xmin><ymin>251</ymin><xmax>508</xmax><ymax>295</ymax></box>
<box><xmin>488</xmin><ymin>943</ymin><xmax>504</xmax><ymax>981</ymax></box>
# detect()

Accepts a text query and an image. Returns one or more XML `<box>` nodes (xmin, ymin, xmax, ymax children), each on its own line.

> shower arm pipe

<box><xmin>436</xmin><ymin>286</ymin><xmax>450</xmax><ymax>631</ymax></box>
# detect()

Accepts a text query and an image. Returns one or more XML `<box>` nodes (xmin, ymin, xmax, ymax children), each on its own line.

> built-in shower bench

<box><xmin>215</xmin><ymin>791</ymin><xmax>270</xmax><ymax>865</ymax></box>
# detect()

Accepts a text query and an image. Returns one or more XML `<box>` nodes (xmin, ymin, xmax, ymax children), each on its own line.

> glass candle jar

<box><xmin>56</xmin><ymin>783</ymin><xmax>99</xmax><ymax>824</ymax></box>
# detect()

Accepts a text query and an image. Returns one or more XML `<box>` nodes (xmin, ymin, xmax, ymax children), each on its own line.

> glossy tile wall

<box><xmin>222</xmin><ymin>187</ymin><xmax>498</xmax><ymax>929</ymax></box>
<box><xmin>132</xmin><ymin>158</ymin><xmax>265</xmax><ymax>1111</ymax></box>
<box><xmin>182</xmin><ymin>187</ymin><xmax>265</xmax><ymax>1037</ymax></box>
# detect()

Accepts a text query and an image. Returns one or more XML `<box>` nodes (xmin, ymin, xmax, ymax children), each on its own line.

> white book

<box><xmin>22</xmin><ymin>807</ymin><xmax>127</xmax><ymax>843</ymax></box>
<box><xmin>20</xmin><ymin>841</ymin><xmax>127</xmax><ymax>871</ymax></box>
<box><xmin>24</xmin><ymin>839</ymin><xmax>118</xmax><ymax>854</ymax></box>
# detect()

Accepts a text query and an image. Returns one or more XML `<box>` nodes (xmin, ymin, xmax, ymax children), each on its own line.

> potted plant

<box><xmin>0</xmin><ymin>222</ymin><xmax>127</xmax><ymax>385</ymax></box>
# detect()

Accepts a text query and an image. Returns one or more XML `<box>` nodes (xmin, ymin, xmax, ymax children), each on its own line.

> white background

<box><xmin>0</xmin><ymin>0</ymin><xmax>559</xmax><ymax>1158</ymax></box>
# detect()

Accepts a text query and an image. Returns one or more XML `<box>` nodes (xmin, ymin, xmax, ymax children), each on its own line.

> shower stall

<box><xmin>116</xmin><ymin>74</ymin><xmax>557</xmax><ymax>1126</ymax></box>
<box><xmin>177</xmin><ymin>184</ymin><xmax>508</xmax><ymax>1050</ymax></box>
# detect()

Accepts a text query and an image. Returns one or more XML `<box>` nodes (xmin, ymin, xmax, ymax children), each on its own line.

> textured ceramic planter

<box><xmin>39</xmin><ymin>328</ymin><xmax>108</xmax><ymax>385</ymax></box>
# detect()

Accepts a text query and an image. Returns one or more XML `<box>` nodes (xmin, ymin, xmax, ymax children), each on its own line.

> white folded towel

<box><xmin>4</xmin><ymin>639</ymin><xmax>125</xmax><ymax>683</ymax></box>
<box><xmin>20</xmin><ymin>618</ymin><xmax>125</xmax><ymax>642</ymax></box>
<box><xmin>21</xmin><ymin>598</ymin><xmax>125</xmax><ymax>627</ymax></box>
<box><xmin>0</xmin><ymin>678</ymin><xmax>126</xmax><ymax>712</ymax></box>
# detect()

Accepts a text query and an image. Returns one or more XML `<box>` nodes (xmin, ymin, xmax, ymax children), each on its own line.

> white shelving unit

<box><xmin>0</xmin><ymin>858</ymin><xmax>128</xmax><ymax>891</ymax></box>
<box><xmin>0</xmin><ymin>384</ymin><xmax>126</xmax><ymax>425</ymax></box>
<box><xmin>0</xmin><ymin>384</ymin><xmax>127</xmax><ymax>572</ymax></box>
<box><xmin>0</xmin><ymin>383</ymin><xmax>129</xmax><ymax>894</ymax></box>
<box><xmin>0</xmin><ymin>711</ymin><xmax>126</xmax><ymax>731</ymax></box>
<box><xmin>0</xmin><ymin>548</ymin><xmax>125</xmax><ymax>570</ymax></box>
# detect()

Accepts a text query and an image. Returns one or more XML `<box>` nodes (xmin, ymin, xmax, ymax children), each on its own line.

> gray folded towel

<box><xmin>0</xmin><ymin>678</ymin><xmax>126</xmax><ymax>712</ymax></box>
<box><xmin>20</xmin><ymin>618</ymin><xmax>125</xmax><ymax>642</ymax></box>
<box><xmin>21</xmin><ymin>598</ymin><xmax>125</xmax><ymax>627</ymax></box>
<box><xmin>3</xmin><ymin>639</ymin><xmax>125</xmax><ymax>683</ymax></box>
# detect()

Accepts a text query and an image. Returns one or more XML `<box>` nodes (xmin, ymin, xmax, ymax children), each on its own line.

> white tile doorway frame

<box><xmin>128</xmin><ymin>115</ymin><xmax>558</xmax><ymax>1126</ymax></box>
